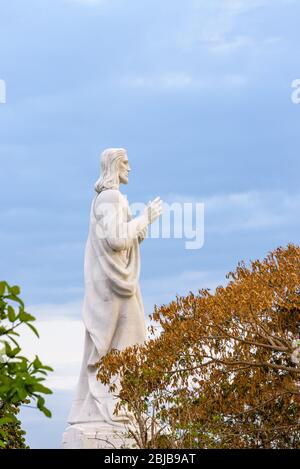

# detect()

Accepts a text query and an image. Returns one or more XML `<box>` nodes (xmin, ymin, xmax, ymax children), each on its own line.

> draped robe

<box><xmin>67</xmin><ymin>188</ymin><xmax>148</xmax><ymax>426</ymax></box>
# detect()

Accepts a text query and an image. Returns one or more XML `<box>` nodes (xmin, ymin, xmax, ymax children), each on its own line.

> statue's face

<box><xmin>118</xmin><ymin>153</ymin><xmax>131</xmax><ymax>185</ymax></box>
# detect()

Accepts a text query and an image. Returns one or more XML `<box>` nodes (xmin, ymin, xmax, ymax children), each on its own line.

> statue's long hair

<box><xmin>94</xmin><ymin>148</ymin><xmax>127</xmax><ymax>194</ymax></box>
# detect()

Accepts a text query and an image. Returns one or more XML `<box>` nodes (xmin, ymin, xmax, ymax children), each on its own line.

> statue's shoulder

<box><xmin>96</xmin><ymin>189</ymin><xmax>121</xmax><ymax>204</ymax></box>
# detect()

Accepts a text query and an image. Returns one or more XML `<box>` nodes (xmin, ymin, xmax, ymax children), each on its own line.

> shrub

<box><xmin>0</xmin><ymin>281</ymin><xmax>53</xmax><ymax>448</ymax></box>
<box><xmin>97</xmin><ymin>244</ymin><xmax>300</xmax><ymax>448</ymax></box>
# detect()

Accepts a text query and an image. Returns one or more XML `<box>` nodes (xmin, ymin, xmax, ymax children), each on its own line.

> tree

<box><xmin>97</xmin><ymin>244</ymin><xmax>300</xmax><ymax>448</ymax></box>
<box><xmin>0</xmin><ymin>281</ymin><xmax>53</xmax><ymax>449</ymax></box>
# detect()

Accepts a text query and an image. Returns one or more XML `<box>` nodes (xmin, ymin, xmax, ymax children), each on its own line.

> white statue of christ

<box><xmin>64</xmin><ymin>148</ymin><xmax>162</xmax><ymax>447</ymax></box>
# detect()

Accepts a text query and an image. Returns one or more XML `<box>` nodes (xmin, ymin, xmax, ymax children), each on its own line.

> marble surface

<box><xmin>63</xmin><ymin>148</ymin><xmax>162</xmax><ymax>448</ymax></box>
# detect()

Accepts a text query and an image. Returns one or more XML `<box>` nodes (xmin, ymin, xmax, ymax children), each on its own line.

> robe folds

<box><xmin>68</xmin><ymin>189</ymin><xmax>148</xmax><ymax>426</ymax></box>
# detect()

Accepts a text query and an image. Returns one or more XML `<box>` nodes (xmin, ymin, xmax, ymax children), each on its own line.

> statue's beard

<box><xmin>120</xmin><ymin>174</ymin><xmax>128</xmax><ymax>184</ymax></box>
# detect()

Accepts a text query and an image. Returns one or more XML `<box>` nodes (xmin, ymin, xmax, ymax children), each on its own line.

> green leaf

<box><xmin>25</xmin><ymin>322</ymin><xmax>39</xmax><ymax>338</ymax></box>
<box><xmin>32</xmin><ymin>356</ymin><xmax>53</xmax><ymax>372</ymax></box>
<box><xmin>5</xmin><ymin>294</ymin><xmax>24</xmax><ymax>308</ymax></box>
<box><xmin>42</xmin><ymin>407</ymin><xmax>52</xmax><ymax>418</ymax></box>
<box><xmin>0</xmin><ymin>281</ymin><xmax>7</xmax><ymax>296</ymax></box>
<box><xmin>10</xmin><ymin>285</ymin><xmax>20</xmax><ymax>296</ymax></box>
<box><xmin>40</xmin><ymin>365</ymin><xmax>54</xmax><ymax>372</ymax></box>
<box><xmin>8</xmin><ymin>335</ymin><xmax>20</xmax><ymax>348</ymax></box>
<box><xmin>4</xmin><ymin>342</ymin><xmax>20</xmax><ymax>358</ymax></box>
<box><xmin>0</xmin><ymin>428</ymin><xmax>8</xmax><ymax>439</ymax></box>
<box><xmin>19</xmin><ymin>309</ymin><xmax>35</xmax><ymax>322</ymax></box>
<box><xmin>33</xmin><ymin>383</ymin><xmax>53</xmax><ymax>395</ymax></box>
<box><xmin>33</xmin><ymin>356</ymin><xmax>42</xmax><ymax>369</ymax></box>
<box><xmin>37</xmin><ymin>396</ymin><xmax>45</xmax><ymax>410</ymax></box>
<box><xmin>32</xmin><ymin>369</ymin><xmax>47</xmax><ymax>376</ymax></box>
<box><xmin>0</xmin><ymin>417</ymin><xmax>15</xmax><ymax>425</ymax></box>
<box><xmin>7</xmin><ymin>305</ymin><xmax>16</xmax><ymax>322</ymax></box>
<box><xmin>4</xmin><ymin>341</ymin><xmax>13</xmax><ymax>357</ymax></box>
<box><xmin>12</xmin><ymin>346</ymin><xmax>21</xmax><ymax>357</ymax></box>
<box><xmin>16</xmin><ymin>388</ymin><xmax>28</xmax><ymax>401</ymax></box>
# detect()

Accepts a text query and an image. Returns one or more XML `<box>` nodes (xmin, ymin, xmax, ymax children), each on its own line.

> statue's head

<box><xmin>94</xmin><ymin>147</ymin><xmax>131</xmax><ymax>193</ymax></box>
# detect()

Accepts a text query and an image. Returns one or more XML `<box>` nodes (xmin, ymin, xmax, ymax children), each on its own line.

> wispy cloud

<box><xmin>176</xmin><ymin>0</ymin><xmax>284</xmax><ymax>54</ymax></box>
<box><xmin>18</xmin><ymin>319</ymin><xmax>84</xmax><ymax>390</ymax></box>
<box><xmin>120</xmin><ymin>72</ymin><xmax>247</xmax><ymax>90</ymax></box>
<box><xmin>142</xmin><ymin>269</ymin><xmax>226</xmax><ymax>314</ymax></box>
<box><xmin>164</xmin><ymin>190</ymin><xmax>300</xmax><ymax>234</ymax></box>
<box><xmin>66</xmin><ymin>0</ymin><xmax>105</xmax><ymax>5</ymax></box>
<box><xmin>120</xmin><ymin>73</ymin><xmax>194</xmax><ymax>89</ymax></box>
<box><xmin>205</xmin><ymin>190</ymin><xmax>300</xmax><ymax>233</ymax></box>
<box><xmin>28</xmin><ymin>301</ymin><xmax>84</xmax><ymax>321</ymax></box>
<box><xmin>1</xmin><ymin>0</ymin><xmax>298</xmax><ymax>450</ymax></box>
<box><xmin>19</xmin><ymin>266</ymin><xmax>225</xmax><ymax>390</ymax></box>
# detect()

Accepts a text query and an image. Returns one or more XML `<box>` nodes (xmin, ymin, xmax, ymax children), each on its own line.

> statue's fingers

<box><xmin>153</xmin><ymin>201</ymin><xmax>162</xmax><ymax>210</ymax></box>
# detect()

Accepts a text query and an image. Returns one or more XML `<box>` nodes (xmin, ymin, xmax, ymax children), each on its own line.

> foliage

<box><xmin>0</xmin><ymin>281</ymin><xmax>53</xmax><ymax>449</ymax></box>
<box><xmin>0</xmin><ymin>402</ymin><xmax>28</xmax><ymax>449</ymax></box>
<box><xmin>97</xmin><ymin>244</ymin><xmax>300</xmax><ymax>448</ymax></box>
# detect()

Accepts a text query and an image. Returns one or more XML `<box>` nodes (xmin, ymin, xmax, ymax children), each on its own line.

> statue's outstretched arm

<box><xmin>94</xmin><ymin>191</ymin><xmax>162</xmax><ymax>252</ymax></box>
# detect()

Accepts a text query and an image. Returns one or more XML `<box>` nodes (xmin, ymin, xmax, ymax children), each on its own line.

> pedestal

<box><xmin>62</xmin><ymin>422</ymin><xmax>137</xmax><ymax>449</ymax></box>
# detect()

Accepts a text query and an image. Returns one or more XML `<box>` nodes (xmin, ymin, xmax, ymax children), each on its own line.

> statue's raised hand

<box><xmin>144</xmin><ymin>196</ymin><xmax>163</xmax><ymax>224</ymax></box>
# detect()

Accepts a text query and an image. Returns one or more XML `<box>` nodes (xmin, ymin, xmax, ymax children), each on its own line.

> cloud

<box><xmin>164</xmin><ymin>190</ymin><xmax>300</xmax><ymax>234</ymax></box>
<box><xmin>18</xmin><ymin>319</ymin><xmax>84</xmax><ymax>365</ymax></box>
<box><xmin>0</xmin><ymin>0</ymin><xmax>298</xmax><ymax>451</ymax></box>
<box><xmin>17</xmin><ymin>265</ymin><xmax>225</xmax><ymax>391</ymax></box>
<box><xmin>175</xmin><ymin>0</ymin><xmax>285</xmax><ymax>55</ymax></box>
<box><xmin>120</xmin><ymin>72</ymin><xmax>247</xmax><ymax>90</ymax></box>
<box><xmin>65</xmin><ymin>0</ymin><xmax>105</xmax><ymax>4</ymax></box>
<box><xmin>205</xmin><ymin>190</ymin><xmax>300</xmax><ymax>233</ymax></box>
<box><xmin>13</xmin><ymin>189</ymin><xmax>299</xmax><ymax>327</ymax></box>
<box><xmin>39</xmin><ymin>362</ymin><xmax>81</xmax><ymax>391</ymax></box>
<box><xmin>205</xmin><ymin>35</ymin><xmax>255</xmax><ymax>53</ymax></box>
<box><xmin>28</xmin><ymin>300</ymin><xmax>84</xmax><ymax>321</ymax></box>
<box><xmin>143</xmin><ymin>269</ymin><xmax>225</xmax><ymax>312</ymax></box>
<box><xmin>18</xmin><ymin>319</ymin><xmax>84</xmax><ymax>391</ymax></box>
<box><xmin>120</xmin><ymin>73</ymin><xmax>194</xmax><ymax>90</ymax></box>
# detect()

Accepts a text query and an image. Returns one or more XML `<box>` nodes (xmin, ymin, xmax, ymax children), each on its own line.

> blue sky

<box><xmin>0</xmin><ymin>0</ymin><xmax>299</xmax><ymax>448</ymax></box>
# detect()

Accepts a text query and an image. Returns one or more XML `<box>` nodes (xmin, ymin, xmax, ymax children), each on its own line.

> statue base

<box><xmin>62</xmin><ymin>422</ymin><xmax>137</xmax><ymax>449</ymax></box>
